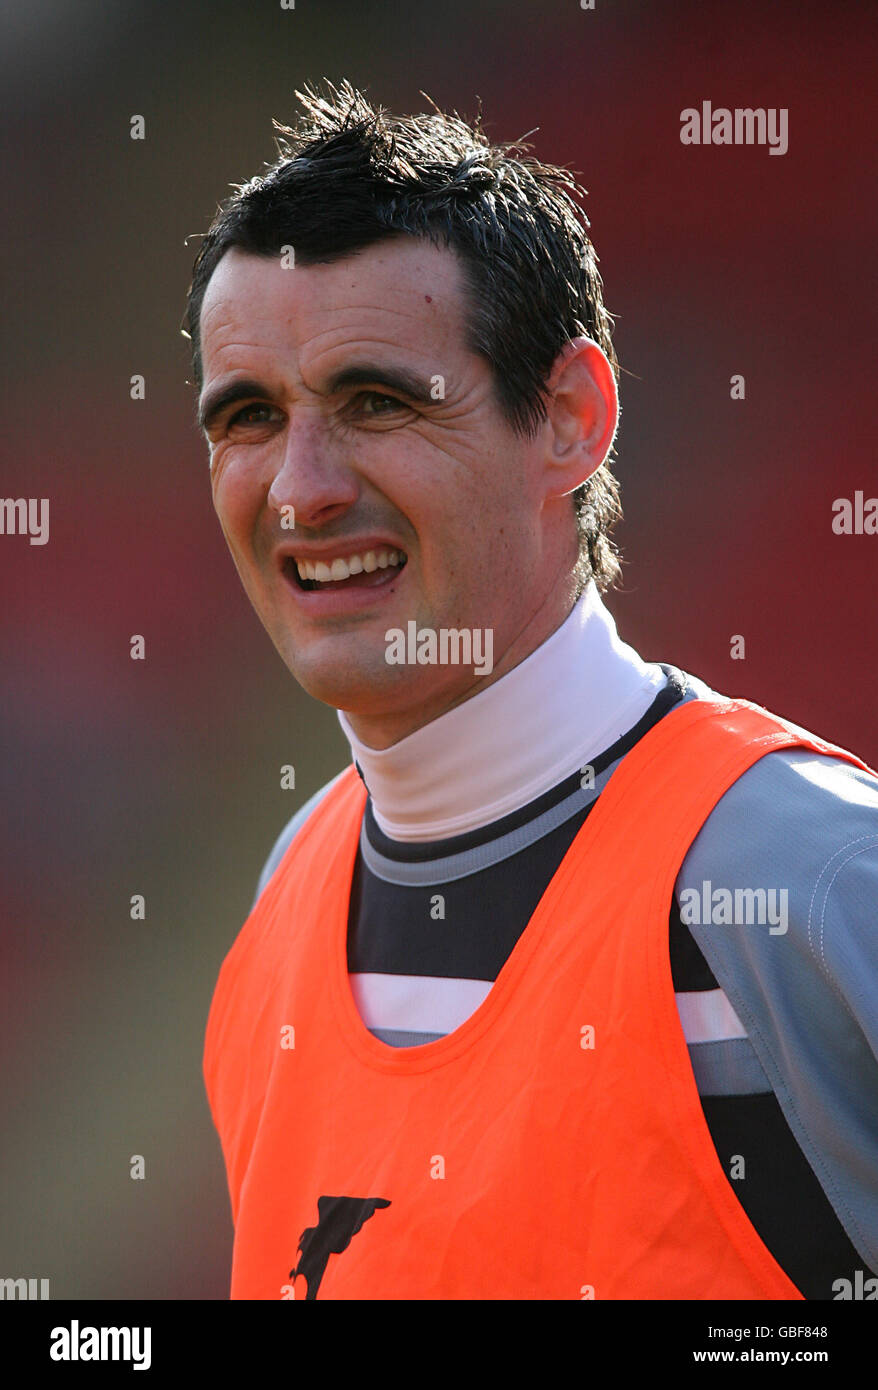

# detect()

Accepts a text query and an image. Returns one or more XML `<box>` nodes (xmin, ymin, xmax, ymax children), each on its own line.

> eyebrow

<box><xmin>197</xmin><ymin>363</ymin><xmax>436</xmax><ymax>433</ymax></box>
<box><xmin>197</xmin><ymin>378</ymin><xmax>271</xmax><ymax>433</ymax></box>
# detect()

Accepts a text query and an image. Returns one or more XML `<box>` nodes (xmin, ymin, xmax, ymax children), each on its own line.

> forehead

<box><xmin>198</xmin><ymin>236</ymin><xmax>472</xmax><ymax>383</ymax></box>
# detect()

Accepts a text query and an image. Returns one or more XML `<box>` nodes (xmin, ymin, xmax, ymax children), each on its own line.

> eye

<box><xmin>227</xmin><ymin>402</ymin><xmax>283</xmax><ymax>429</ymax></box>
<box><xmin>355</xmin><ymin>391</ymin><xmax>409</xmax><ymax>417</ymax></box>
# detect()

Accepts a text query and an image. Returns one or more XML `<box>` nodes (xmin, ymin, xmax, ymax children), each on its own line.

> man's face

<box><xmin>198</xmin><ymin>236</ymin><xmax>579</xmax><ymax>743</ymax></box>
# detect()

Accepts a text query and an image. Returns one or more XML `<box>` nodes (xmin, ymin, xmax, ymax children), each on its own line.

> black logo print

<box><xmin>290</xmin><ymin>1195</ymin><xmax>391</xmax><ymax>1299</ymax></box>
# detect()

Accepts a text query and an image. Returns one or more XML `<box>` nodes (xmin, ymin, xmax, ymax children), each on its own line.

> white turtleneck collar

<box><xmin>337</xmin><ymin>582</ymin><xmax>665</xmax><ymax>842</ymax></box>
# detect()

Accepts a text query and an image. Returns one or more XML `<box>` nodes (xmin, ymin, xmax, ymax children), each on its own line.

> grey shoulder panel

<box><xmin>252</xmin><ymin>769</ymin><xmax>350</xmax><ymax>907</ymax></box>
<box><xmin>676</xmin><ymin>734</ymin><xmax>878</xmax><ymax>1271</ymax></box>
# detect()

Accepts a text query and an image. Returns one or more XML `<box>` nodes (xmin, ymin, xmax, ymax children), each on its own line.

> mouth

<box><xmin>285</xmin><ymin>546</ymin><xmax>408</xmax><ymax>593</ymax></box>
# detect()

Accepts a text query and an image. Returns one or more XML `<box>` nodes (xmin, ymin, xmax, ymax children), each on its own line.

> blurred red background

<box><xmin>1</xmin><ymin>0</ymin><xmax>875</xmax><ymax>1297</ymax></box>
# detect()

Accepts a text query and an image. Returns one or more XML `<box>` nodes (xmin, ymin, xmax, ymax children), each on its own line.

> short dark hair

<box><xmin>183</xmin><ymin>79</ymin><xmax>623</xmax><ymax>593</ymax></box>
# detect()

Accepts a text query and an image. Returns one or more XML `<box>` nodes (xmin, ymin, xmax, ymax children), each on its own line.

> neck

<box><xmin>337</xmin><ymin>582</ymin><xmax>665</xmax><ymax>841</ymax></box>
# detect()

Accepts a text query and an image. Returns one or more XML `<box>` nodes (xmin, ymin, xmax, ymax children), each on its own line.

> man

<box><xmin>186</xmin><ymin>80</ymin><xmax>878</xmax><ymax>1300</ymax></box>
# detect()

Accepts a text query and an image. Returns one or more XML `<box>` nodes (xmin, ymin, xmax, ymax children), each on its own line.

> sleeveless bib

<box><xmin>204</xmin><ymin>697</ymin><xmax>872</xmax><ymax>1298</ymax></box>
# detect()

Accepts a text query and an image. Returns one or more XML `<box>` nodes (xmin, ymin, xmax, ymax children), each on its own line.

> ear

<box><xmin>541</xmin><ymin>337</ymin><xmax>619</xmax><ymax>498</ymax></box>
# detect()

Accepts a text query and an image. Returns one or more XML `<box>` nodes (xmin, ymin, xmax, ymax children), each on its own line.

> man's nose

<box><xmin>267</xmin><ymin>416</ymin><xmax>359</xmax><ymax>531</ymax></box>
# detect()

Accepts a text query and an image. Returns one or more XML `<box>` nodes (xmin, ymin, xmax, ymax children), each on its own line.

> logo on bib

<box><xmin>289</xmin><ymin>1195</ymin><xmax>391</xmax><ymax>1299</ymax></box>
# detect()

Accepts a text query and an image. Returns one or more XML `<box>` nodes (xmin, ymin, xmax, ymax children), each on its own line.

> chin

<box><xmin>278</xmin><ymin>644</ymin><xmax>406</xmax><ymax>711</ymax></box>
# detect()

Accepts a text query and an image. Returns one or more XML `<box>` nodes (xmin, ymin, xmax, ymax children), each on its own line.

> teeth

<box><xmin>293</xmin><ymin>548</ymin><xmax>407</xmax><ymax>583</ymax></box>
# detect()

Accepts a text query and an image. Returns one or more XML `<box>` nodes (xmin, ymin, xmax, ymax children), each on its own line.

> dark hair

<box><xmin>183</xmin><ymin>79</ymin><xmax>622</xmax><ymax>593</ymax></box>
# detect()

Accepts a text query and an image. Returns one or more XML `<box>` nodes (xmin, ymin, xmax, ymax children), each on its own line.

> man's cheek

<box><xmin>213</xmin><ymin>469</ymin><xmax>254</xmax><ymax>537</ymax></box>
<box><xmin>212</xmin><ymin>495</ymin><xmax>253</xmax><ymax>576</ymax></box>
<box><xmin>209</xmin><ymin>443</ymin><xmax>250</xmax><ymax>499</ymax></box>
<box><xmin>207</xmin><ymin>441</ymin><xmax>228</xmax><ymax>487</ymax></box>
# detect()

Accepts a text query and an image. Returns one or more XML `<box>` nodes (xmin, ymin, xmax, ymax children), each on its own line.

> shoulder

<box><xmin>676</xmin><ymin>677</ymin><xmax>878</xmax><ymax>925</ymax></box>
<box><xmin>675</xmin><ymin>677</ymin><xmax>878</xmax><ymax>1267</ymax></box>
<box><xmin>680</xmin><ymin>735</ymin><xmax>878</xmax><ymax>994</ymax></box>
<box><xmin>252</xmin><ymin>769</ymin><xmax>352</xmax><ymax>907</ymax></box>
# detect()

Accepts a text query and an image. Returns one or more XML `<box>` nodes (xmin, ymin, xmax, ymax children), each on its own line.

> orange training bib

<box><xmin>204</xmin><ymin>697</ymin><xmax>871</xmax><ymax>1299</ymax></box>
